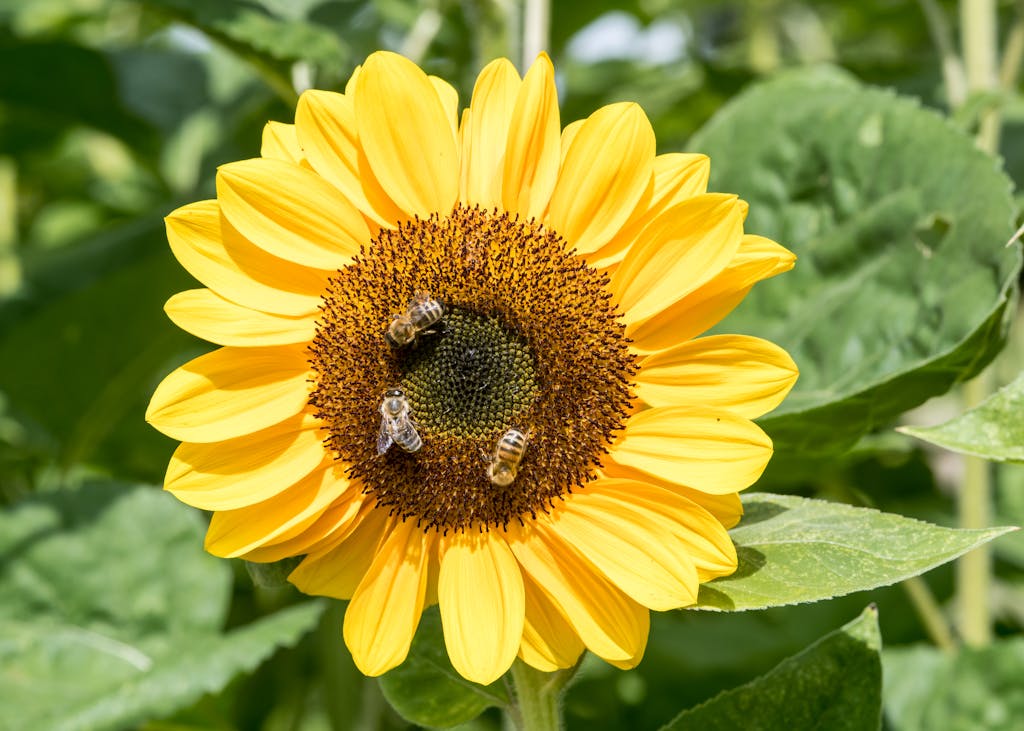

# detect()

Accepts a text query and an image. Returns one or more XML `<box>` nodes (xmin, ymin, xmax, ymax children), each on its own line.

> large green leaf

<box><xmin>884</xmin><ymin>639</ymin><xmax>1024</xmax><ymax>730</ymax></box>
<box><xmin>0</xmin><ymin>482</ymin><xmax>325</xmax><ymax>731</ymax></box>
<box><xmin>662</xmin><ymin>606</ymin><xmax>882</xmax><ymax>731</ymax></box>
<box><xmin>690</xmin><ymin>68</ymin><xmax>1021</xmax><ymax>462</ymax></box>
<box><xmin>378</xmin><ymin>606</ymin><xmax>510</xmax><ymax>728</ymax></box>
<box><xmin>696</xmin><ymin>493</ymin><xmax>1014</xmax><ymax>611</ymax></box>
<box><xmin>900</xmin><ymin>370</ymin><xmax>1024</xmax><ymax>462</ymax></box>
<box><xmin>0</xmin><ymin>238</ymin><xmax>196</xmax><ymax>483</ymax></box>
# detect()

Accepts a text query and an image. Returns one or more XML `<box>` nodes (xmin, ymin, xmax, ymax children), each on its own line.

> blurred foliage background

<box><xmin>2</xmin><ymin>1</ymin><xmax>1024</xmax><ymax>730</ymax></box>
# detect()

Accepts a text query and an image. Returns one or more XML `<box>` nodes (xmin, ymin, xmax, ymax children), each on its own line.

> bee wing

<box><xmin>376</xmin><ymin>417</ymin><xmax>394</xmax><ymax>455</ymax></box>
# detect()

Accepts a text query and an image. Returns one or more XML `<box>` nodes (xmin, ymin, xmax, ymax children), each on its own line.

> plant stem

<box><xmin>958</xmin><ymin>374</ymin><xmax>995</xmax><ymax>647</ymax></box>
<box><xmin>902</xmin><ymin>576</ymin><xmax>957</xmax><ymax>652</ymax></box>
<box><xmin>956</xmin><ymin>0</ymin><xmax>1001</xmax><ymax>649</ymax></box>
<box><xmin>509</xmin><ymin>660</ymin><xmax>571</xmax><ymax>731</ymax></box>
<box><xmin>522</xmin><ymin>0</ymin><xmax>549</xmax><ymax>69</ymax></box>
<box><xmin>400</xmin><ymin>1</ymin><xmax>443</xmax><ymax>65</ymax></box>
<box><xmin>1000</xmin><ymin>0</ymin><xmax>1024</xmax><ymax>89</ymax></box>
<box><xmin>918</xmin><ymin>0</ymin><xmax>969</xmax><ymax>105</ymax></box>
<box><xmin>962</xmin><ymin>0</ymin><xmax>1001</xmax><ymax>149</ymax></box>
<box><xmin>748</xmin><ymin>0</ymin><xmax>781</xmax><ymax>74</ymax></box>
<box><xmin>471</xmin><ymin>0</ymin><xmax>518</xmax><ymax>68</ymax></box>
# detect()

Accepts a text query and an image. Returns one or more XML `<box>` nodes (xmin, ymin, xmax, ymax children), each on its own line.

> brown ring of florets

<box><xmin>309</xmin><ymin>206</ymin><xmax>637</xmax><ymax>532</ymax></box>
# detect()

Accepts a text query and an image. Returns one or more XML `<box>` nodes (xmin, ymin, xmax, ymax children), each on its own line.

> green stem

<box><xmin>470</xmin><ymin>0</ymin><xmax>517</xmax><ymax>68</ymax></box>
<box><xmin>902</xmin><ymin>576</ymin><xmax>957</xmax><ymax>652</ymax></box>
<box><xmin>0</xmin><ymin>158</ymin><xmax>18</xmax><ymax>299</ymax></box>
<box><xmin>999</xmin><ymin>1</ymin><xmax>1024</xmax><ymax>89</ymax></box>
<box><xmin>400</xmin><ymin>1</ymin><xmax>443</xmax><ymax>65</ymax></box>
<box><xmin>961</xmin><ymin>0</ymin><xmax>1001</xmax><ymax>150</ymax></box>
<box><xmin>509</xmin><ymin>660</ymin><xmax>573</xmax><ymax>731</ymax></box>
<box><xmin>918</xmin><ymin>0</ymin><xmax>968</xmax><ymax>106</ymax></box>
<box><xmin>958</xmin><ymin>374</ymin><xmax>995</xmax><ymax>647</ymax></box>
<box><xmin>956</xmin><ymin>0</ymin><xmax>1001</xmax><ymax>649</ymax></box>
<box><xmin>522</xmin><ymin>0</ymin><xmax>550</xmax><ymax>68</ymax></box>
<box><xmin>748</xmin><ymin>0</ymin><xmax>781</xmax><ymax>74</ymax></box>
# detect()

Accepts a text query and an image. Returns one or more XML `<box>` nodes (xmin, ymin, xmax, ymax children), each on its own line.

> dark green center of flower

<box><xmin>309</xmin><ymin>206</ymin><xmax>637</xmax><ymax>532</ymax></box>
<box><xmin>401</xmin><ymin>308</ymin><xmax>538</xmax><ymax>438</ymax></box>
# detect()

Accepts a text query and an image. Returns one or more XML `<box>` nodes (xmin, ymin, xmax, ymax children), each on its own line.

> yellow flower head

<box><xmin>146</xmin><ymin>51</ymin><xmax>797</xmax><ymax>685</ymax></box>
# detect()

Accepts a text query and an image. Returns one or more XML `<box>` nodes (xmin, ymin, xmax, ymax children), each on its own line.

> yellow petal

<box><xmin>462</xmin><ymin>58</ymin><xmax>521</xmax><ymax>208</ymax></box>
<box><xmin>288</xmin><ymin>502</ymin><xmax>392</xmax><ymax>598</ymax></box>
<box><xmin>502</xmin><ymin>53</ymin><xmax>560</xmax><ymax>220</ymax></box>
<box><xmin>294</xmin><ymin>89</ymin><xmax>402</xmax><ymax>227</ymax></box>
<box><xmin>590</xmin><ymin>153</ymin><xmax>710</xmax><ymax>268</ymax></box>
<box><xmin>165</xmin><ymin>289</ymin><xmax>317</xmax><ymax>346</ymax></box>
<box><xmin>636</xmin><ymin>334</ymin><xmax>798</xmax><ymax>418</ymax></box>
<box><xmin>627</xmin><ymin>234</ymin><xmax>796</xmax><ymax>352</ymax></box>
<box><xmin>247</xmin><ymin>490</ymin><xmax>368</xmax><ymax>564</ymax></box>
<box><xmin>612</xmin><ymin>194</ymin><xmax>744</xmax><ymax>326</ymax></box>
<box><xmin>438</xmin><ymin>531</ymin><xmax>525</xmax><ymax>685</ymax></box>
<box><xmin>652</xmin><ymin>152</ymin><xmax>710</xmax><ymax>200</ymax></box>
<box><xmin>146</xmin><ymin>345</ymin><xmax>310</xmax><ymax>443</ymax></box>
<box><xmin>610</xmin><ymin>406</ymin><xmax>772</xmax><ymax>495</ymax></box>
<box><xmin>343</xmin><ymin>520</ymin><xmax>431</xmax><ymax>676</ymax></box>
<box><xmin>261</xmin><ymin>121</ymin><xmax>303</xmax><ymax>163</ymax></box>
<box><xmin>598</xmin><ymin>460</ymin><xmax>744</xmax><ymax>530</ymax></box>
<box><xmin>558</xmin><ymin>119</ymin><xmax>584</xmax><ymax>169</ymax></box>
<box><xmin>165</xmin><ymin>412</ymin><xmax>326</xmax><ymax>510</ymax></box>
<box><xmin>345</xmin><ymin>64</ymin><xmax>361</xmax><ymax>96</ymax></box>
<box><xmin>429</xmin><ymin>75</ymin><xmax>459</xmax><ymax>137</ymax></box>
<box><xmin>547</xmin><ymin>103</ymin><xmax>655</xmax><ymax>255</ymax></box>
<box><xmin>503</xmin><ymin>519</ymin><xmax>648</xmax><ymax>663</ymax></box>
<box><xmin>424</xmin><ymin>531</ymin><xmax>442</xmax><ymax>608</ymax></box>
<box><xmin>165</xmin><ymin>200</ymin><xmax>329</xmax><ymax>316</ymax></box>
<box><xmin>217</xmin><ymin>158</ymin><xmax>370</xmax><ymax>270</ymax></box>
<box><xmin>518</xmin><ymin>573</ymin><xmax>585</xmax><ymax>672</ymax></box>
<box><xmin>204</xmin><ymin>462</ymin><xmax>350</xmax><ymax>558</ymax></box>
<box><xmin>354</xmin><ymin>51</ymin><xmax>458</xmax><ymax>217</ymax></box>
<box><xmin>550</xmin><ymin>489</ymin><xmax>699</xmax><ymax>610</ymax></box>
<box><xmin>583</xmin><ymin>479</ymin><xmax>737</xmax><ymax>583</ymax></box>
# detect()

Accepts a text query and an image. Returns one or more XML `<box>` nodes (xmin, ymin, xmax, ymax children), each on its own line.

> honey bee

<box><xmin>377</xmin><ymin>388</ymin><xmax>422</xmax><ymax>454</ymax></box>
<box><xmin>487</xmin><ymin>428</ymin><xmax>528</xmax><ymax>486</ymax></box>
<box><xmin>385</xmin><ymin>292</ymin><xmax>445</xmax><ymax>348</ymax></box>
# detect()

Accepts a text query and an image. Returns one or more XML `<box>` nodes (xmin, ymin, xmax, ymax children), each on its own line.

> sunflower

<box><xmin>146</xmin><ymin>51</ymin><xmax>797</xmax><ymax>685</ymax></box>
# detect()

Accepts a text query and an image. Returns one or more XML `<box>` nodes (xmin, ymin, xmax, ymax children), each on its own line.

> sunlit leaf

<box><xmin>696</xmin><ymin>493</ymin><xmax>1015</xmax><ymax>611</ymax></box>
<box><xmin>143</xmin><ymin>0</ymin><xmax>349</xmax><ymax>94</ymax></box>
<box><xmin>691</xmin><ymin>68</ymin><xmax>1021</xmax><ymax>463</ymax></box>
<box><xmin>0</xmin><ymin>482</ymin><xmax>325</xmax><ymax>731</ymax></box>
<box><xmin>378</xmin><ymin>606</ymin><xmax>510</xmax><ymax>728</ymax></box>
<box><xmin>900</xmin><ymin>371</ymin><xmax>1024</xmax><ymax>462</ymax></box>
<box><xmin>884</xmin><ymin>639</ymin><xmax>1024</xmax><ymax>730</ymax></box>
<box><xmin>663</xmin><ymin>606</ymin><xmax>882</xmax><ymax>730</ymax></box>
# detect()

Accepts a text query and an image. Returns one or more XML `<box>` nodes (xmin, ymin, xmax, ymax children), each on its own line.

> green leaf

<box><xmin>884</xmin><ymin>638</ymin><xmax>1024</xmax><ymax>730</ymax></box>
<box><xmin>696</xmin><ymin>493</ymin><xmax>1015</xmax><ymax>611</ymax></box>
<box><xmin>0</xmin><ymin>482</ymin><xmax>325</xmax><ymax>731</ymax></box>
<box><xmin>143</xmin><ymin>0</ymin><xmax>349</xmax><ymax>97</ymax></box>
<box><xmin>246</xmin><ymin>556</ymin><xmax>303</xmax><ymax>588</ymax></box>
<box><xmin>899</xmin><ymin>371</ymin><xmax>1024</xmax><ymax>461</ymax></box>
<box><xmin>662</xmin><ymin>606</ymin><xmax>882</xmax><ymax>731</ymax></box>
<box><xmin>690</xmin><ymin>68</ymin><xmax>1021</xmax><ymax>461</ymax></box>
<box><xmin>0</xmin><ymin>38</ymin><xmax>156</xmax><ymax>151</ymax></box>
<box><xmin>378</xmin><ymin>606</ymin><xmax>510</xmax><ymax>728</ymax></box>
<box><xmin>0</xmin><ymin>239</ymin><xmax>197</xmax><ymax>483</ymax></box>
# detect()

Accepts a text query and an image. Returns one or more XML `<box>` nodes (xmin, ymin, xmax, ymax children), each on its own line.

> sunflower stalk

<box><xmin>522</xmin><ymin>0</ymin><xmax>550</xmax><ymax>69</ymax></box>
<box><xmin>956</xmin><ymin>0</ymin><xmax>1001</xmax><ymax>649</ymax></box>
<box><xmin>508</xmin><ymin>659</ymin><xmax>573</xmax><ymax>731</ymax></box>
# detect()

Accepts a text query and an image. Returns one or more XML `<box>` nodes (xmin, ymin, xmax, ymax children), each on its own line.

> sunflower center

<box><xmin>401</xmin><ymin>308</ymin><xmax>538</xmax><ymax>438</ymax></box>
<box><xmin>309</xmin><ymin>206</ymin><xmax>636</xmax><ymax>532</ymax></box>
